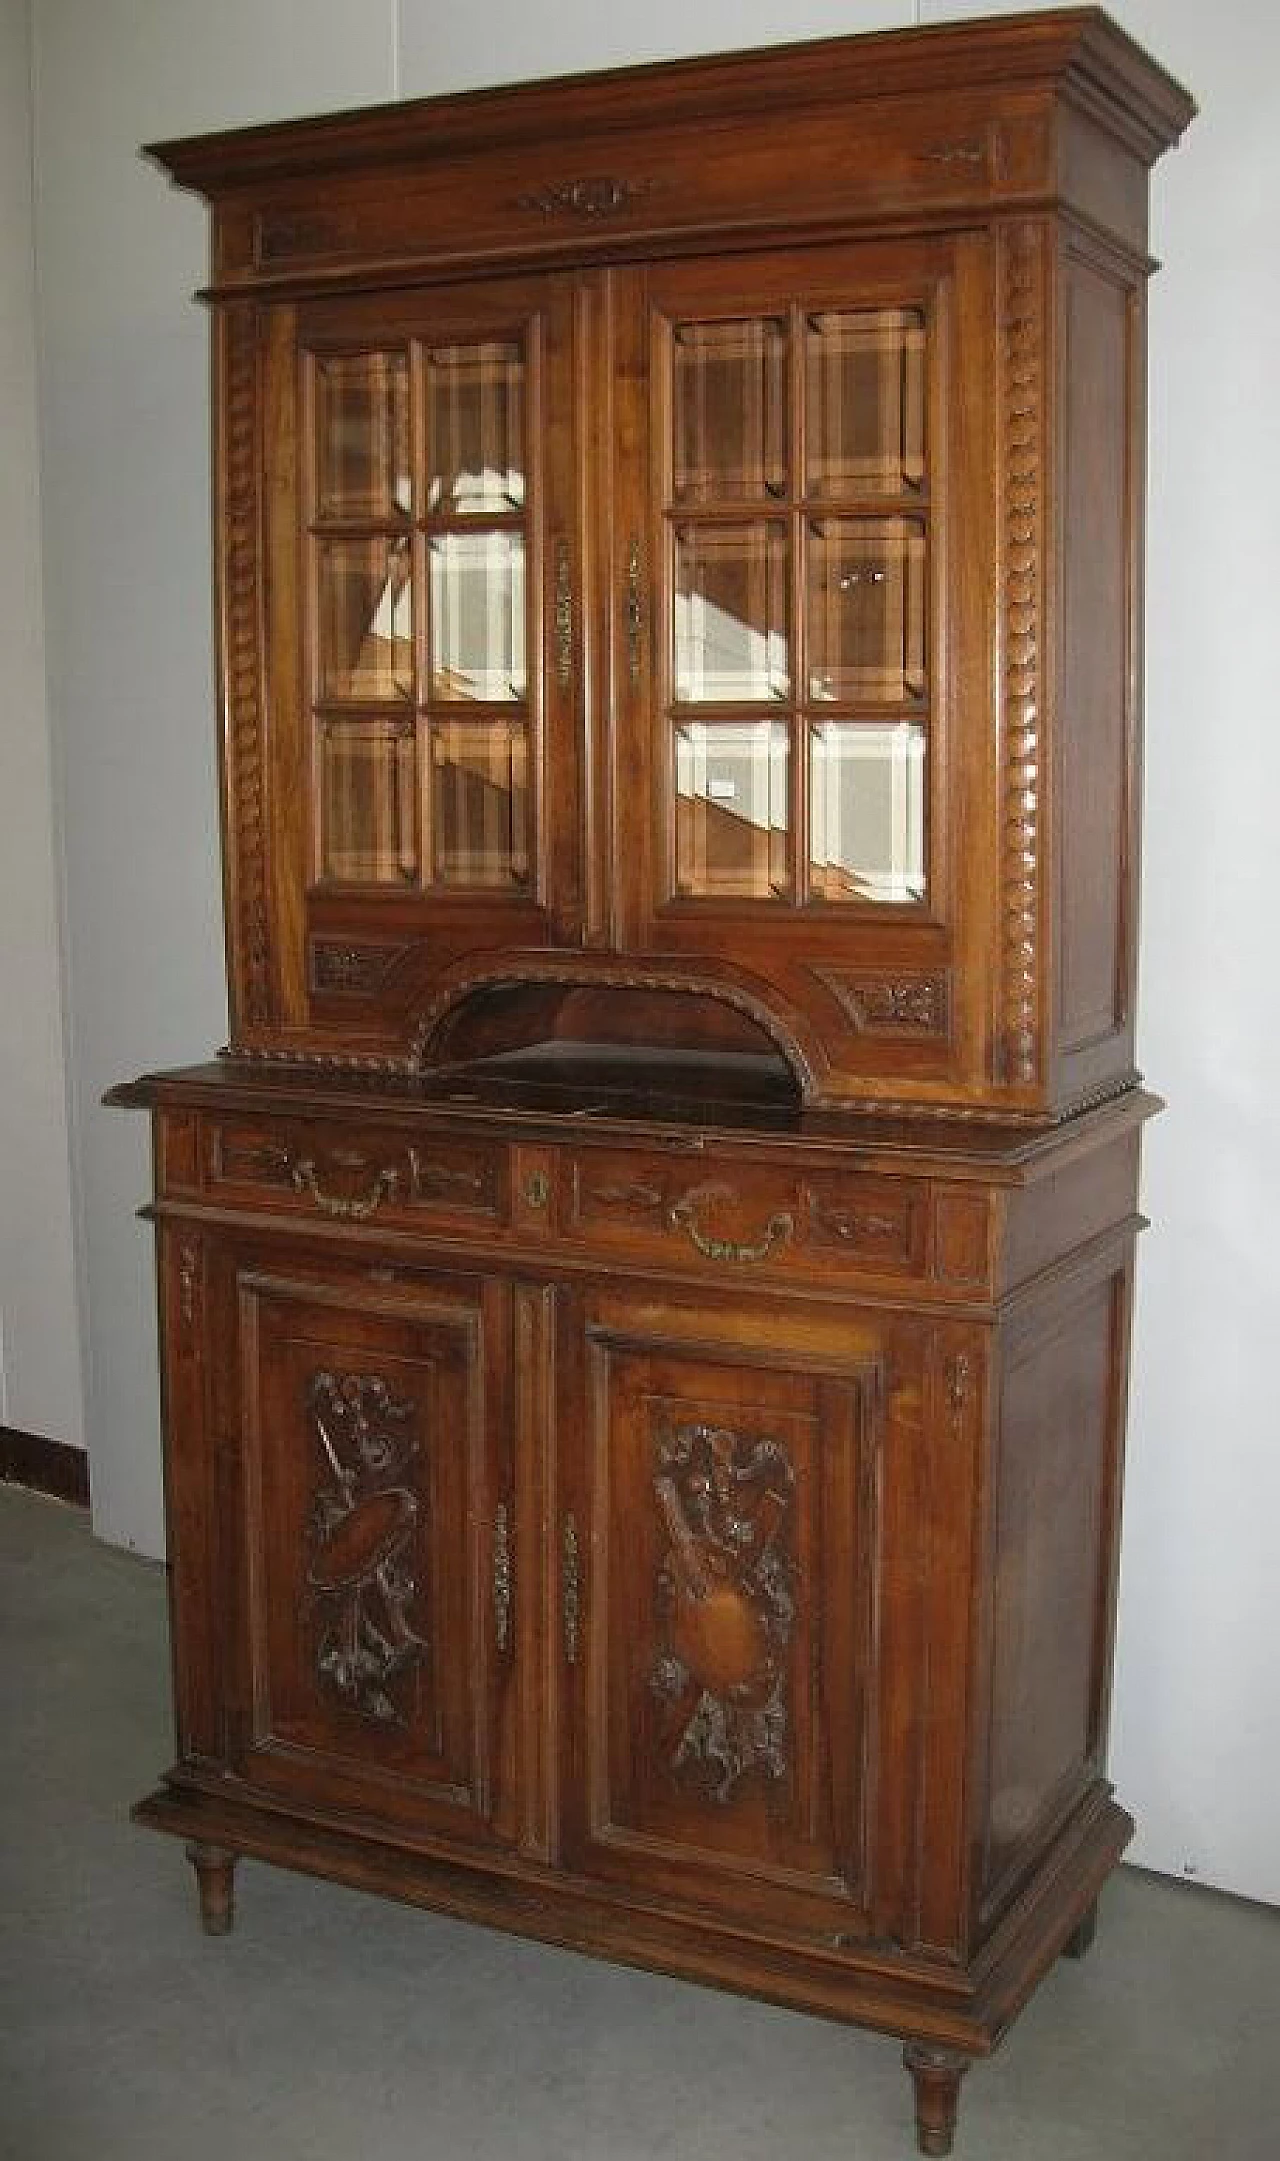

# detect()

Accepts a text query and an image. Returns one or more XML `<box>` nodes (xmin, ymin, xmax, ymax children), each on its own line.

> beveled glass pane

<box><xmin>672</xmin><ymin>318</ymin><xmax>787</xmax><ymax>502</ymax></box>
<box><xmin>806</xmin><ymin>309</ymin><xmax>926</xmax><ymax>497</ymax></box>
<box><xmin>318</xmin><ymin>717</ymin><xmax>417</xmax><ymax>885</ymax></box>
<box><xmin>429</xmin><ymin>532</ymin><xmax>526</xmax><ymax>702</ymax></box>
<box><xmin>427</xmin><ymin>342</ymin><xmax>526</xmax><ymax>514</ymax></box>
<box><xmin>674</xmin><ymin>522</ymin><xmax>789</xmax><ymax>703</ymax></box>
<box><xmin>316</xmin><ymin>537</ymin><xmax>413</xmax><ymax>701</ymax></box>
<box><xmin>431</xmin><ymin>720</ymin><xmax>530</xmax><ymax>887</ymax></box>
<box><xmin>809</xmin><ymin>720</ymin><xmax>925</xmax><ymax>904</ymax></box>
<box><xmin>314</xmin><ymin>351</ymin><xmax>411</xmax><ymax>520</ymax></box>
<box><xmin>674</xmin><ymin>719</ymin><xmax>789</xmax><ymax>899</ymax></box>
<box><xmin>808</xmin><ymin>518</ymin><xmax>927</xmax><ymax>702</ymax></box>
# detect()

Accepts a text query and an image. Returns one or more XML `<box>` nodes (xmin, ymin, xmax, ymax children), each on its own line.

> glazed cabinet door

<box><xmin>235</xmin><ymin>270</ymin><xmax>584</xmax><ymax>1052</ymax></box>
<box><xmin>207</xmin><ymin>1244</ymin><xmax>517</xmax><ymax>1850</ymax></box>
<box><xmin>608</xmin><ymin>238</ymin><xmax>996</xmax><ymax>1107</ymax></box>
<box><xmin>557</xmin><ymin>1285</ymin><xmax>909</xmax><ymax>1943</ymax></box>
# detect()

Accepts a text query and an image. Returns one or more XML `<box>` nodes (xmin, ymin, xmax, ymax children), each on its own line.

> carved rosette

<box><xmin>221</xmin><ymin>303</ymin><xmax>271</xmax><ymax>1029</ymax></box>
<box><xmin>304</xmin><ymin>1371</ymin><xmax>427</xmax><ymax>1725</ymax></box>
<box><xmin>999</xmin><ymin>223</ymin><xmax>1046</xmax><ymax>1087</ymax></box>
<box><xmin>649</xmin><ymin>1421</ymin><xmax>797</xmax><ymax>1804</ymax></box>
<box><xmin>310</xmin><ymin>939</ymin><xmax>409</xmax><ymax>996</ymax></box>
<box><xmin>813</xmin><ymin>966</ymin><xmax>950</xmax><ymax>1039</ymax></box>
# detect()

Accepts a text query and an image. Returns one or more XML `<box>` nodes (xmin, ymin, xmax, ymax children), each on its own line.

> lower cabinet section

<box><xmin>145</xmin><ymin>1151</ymin><xmax>1139</xmax><ymax>2159</ymax></box>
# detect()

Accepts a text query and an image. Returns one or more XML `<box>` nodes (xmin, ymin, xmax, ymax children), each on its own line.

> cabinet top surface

<box><xmin>146</xmin><ymin>8</ymin><xmax>1193</xmax><ymax>196</ymax></box>
<box><xmin>108</xmin><ymin>1054</ymin><xmax>1160</xmax><ymax>1180</ymax></box>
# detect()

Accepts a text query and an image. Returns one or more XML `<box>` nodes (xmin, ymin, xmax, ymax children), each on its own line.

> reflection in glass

<box><xmin>809</xmin><ymin>720</ymin><xmax>925</xmax><ymax>903</ymax></box>
<box><xmin>429</xmin><ymin>532</ymin><xmax>526</xmax><ymax>701</ymax></box>
<box><xmin>318</xmin><ymin>717</ymin><xmax>417</xmax><ymax>885</ymax></box>
<box><xmin>314</xmin><ymin>351</ymin><xmax>411</xmax><ymax>521</ymax></box>
<box><xmin>673</xmin><ymin>318</ymin><xmax>787</xmax><ymax>503</ymax></box>
<box><xmin>431</xmin><ymin>720</ymin><xmax>529</xmax><ymax>887</ymax></box>
<box><xmin>674</xmin><ymin>523</ymin><xmax>789</xmax><ymax>703</ymax></box>
<box><xmin>806</xmin><ymin>309</ymin><xmax>926</xmax><ymax>497</ymax></box>
<box><xmin>427</xmin><ymin>342</ymin><xmax>526</xmax><ymax>515</ymax></box>
<box><xmin>316</xmin><ymin>537</ymin><xmax>413</xmax><ymax>701</ymax></box>
<box><xmin>674</xmin><ymin>719</ymin><xmax>789</xmax><ymax>899</ymax></box>
<box><xmin>808</xmin><ymin>518</ymin><xmax>927</xmax><ymax>702</ymax></box>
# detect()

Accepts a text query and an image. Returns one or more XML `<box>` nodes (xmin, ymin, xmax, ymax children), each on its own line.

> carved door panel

<box><xmin>227</xmin><ymin>1258</ymin><xmax>516</xmax><ymax>1849</ymax></box>
<box><xmin>557</xmin><ymin>1287</ymin><xmax>893</xmax><ymax>1938</ymax></box>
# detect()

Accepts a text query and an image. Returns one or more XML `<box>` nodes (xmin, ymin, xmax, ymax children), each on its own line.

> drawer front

<box><xmin>566</xmin><ymin>1148</ymin><xmax>927</xmax><ymax>1284</ymax></box>
<box><xmin>202</xmin><ymin>1117</ymin><xmax>507</xmax><ymax>1231</ymax></box>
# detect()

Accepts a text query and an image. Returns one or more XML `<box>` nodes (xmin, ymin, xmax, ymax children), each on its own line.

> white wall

<box><xmin>31</xmin><ymin>0</ymin><xmax>396</xmax><ymax>1555</ymax></box>
<box><xmin>0</xmin><ymin>0</ymin><xmax>83</xmax><ymax>1453</ymax></box>
<box><xmin>917</xmin><ymin>0</ymin><xmax>1280</xmax><ymax>1920</ymax></box>
<box><xmin>28</xmin><ymin>0</ymin><xmax>1279</xmax><ymax>1901</ymax></box>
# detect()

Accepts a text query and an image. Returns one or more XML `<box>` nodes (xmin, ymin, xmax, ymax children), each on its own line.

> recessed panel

<box><xmin>318</xmin><ymin>717</ymin><xmax>417</xmax><ymax>885</ymax></box>
<box><xmin>316</xmin><ymin>536</ymin><xmax>413</xmax><ymax>702</ymax></box>
<box><xmin>809</xmin><ymin>720</ymin><xmax>925</xmax><ymax>904</ymax></box>
<box><xmin>314</xmin><ymin>350</ymin><xmax>411</xmax><ymax>521</ymax></box>
<box><xmin>430</xmin><ymin>719</ymin><xmax>530</xmax><ymax>888</ymax></box>
<box><xmin>805</xmin><ymin>308</ymin><xmax>925</xmax><ymax>497</ymax></box>
<box><xmin>674</xmin><ymin>522</ymin><xmax>789</xmax><ymax>703</ymax></box>
<box><xmin>426</xmin><ymin>341</ymin><xmax>526</xmax><ymax>515</ymax></box>
<box><xmin>674</xmin><ymin>719</ymin><xmax>789</xmax><ymax>900</ymax></box>
<box><xmin>672</xmin><ymin>317</ymin><xmax>788</xmax><ymax>503</ymax></box>
<box><xmin>429</xmin><ymin>532</ymin><xmax>526</xmax><ymax>701</ymax></box>
<box><xmin>808</xmin><ymin>517</ymin><xmax>927</xmax><ymax>703</ymax></box>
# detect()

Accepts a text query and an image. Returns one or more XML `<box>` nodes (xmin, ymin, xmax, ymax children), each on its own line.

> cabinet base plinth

<box><xmin>139</xmin><ymin>1779</ymin><xmax>1132</xmax><ymax>2152</ymax></box>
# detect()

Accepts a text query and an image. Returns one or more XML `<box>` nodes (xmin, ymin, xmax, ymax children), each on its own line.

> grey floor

<box><xmin>0</xmin><ymin>1486</ymin><xmax>1274</xmax><ymax>2161</ymax></box>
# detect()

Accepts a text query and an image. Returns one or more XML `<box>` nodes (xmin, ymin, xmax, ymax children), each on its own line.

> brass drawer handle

<box><xmin>554</xmin><ymin>539</ymin><xmax>573</xmax><ymax>689</ymax></box>
<box><xmin>626</xmin><ymin>537</ymin><xmax>644</xmax><ymax>682</ymax></box>
<box><xmin>523</xmin><ymin>1169</ymin><xmax>550</xmax><ymax>1210</ymax></box>
<box><xmin>668</xmin><ymin>1197</ymin><xmax>794</xmax><ymax>1266</ymax></box>
<box><xmin>562</xmin><ymin>1514</ymin><xmax>580</xmax><ymax>1666</ymax></box>
<box><xmin>493</xmin><ymin>1504</ymin><xmax>512</xmax><ymax>1653</ymax></box>
<box><xmin>290</xmin><ymin>1158</ymin><xmax>399</xmax><ymax>1221</ymax></box>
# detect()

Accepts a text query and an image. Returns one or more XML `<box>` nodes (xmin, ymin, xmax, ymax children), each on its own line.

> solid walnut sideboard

<box><xmin>111</xmin><ymin>13</ymin><xmax>1193</xmax><ymax>2152</ymax></box>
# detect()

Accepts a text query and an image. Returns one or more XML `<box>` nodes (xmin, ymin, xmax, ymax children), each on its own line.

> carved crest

<box><xmin>304</xmin><ymin>1371</ymin><xmax>427</xmax><ymax>1725</ymax></box>
<box><xmin>649</xmin><ymin>1421</ymin><xmax>796</xmax><ymax>1803</ymax></box>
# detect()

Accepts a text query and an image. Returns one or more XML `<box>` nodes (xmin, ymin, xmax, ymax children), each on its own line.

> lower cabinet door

<box><xmin>227</xmin><ymin>1255</ymin><xmax>516</xmax><ymax>1848</ymax></box>
<box><xmin>557</xmin><ymin>1286</ymin><xmax>899</xmax><ymax>1940</ymax></box>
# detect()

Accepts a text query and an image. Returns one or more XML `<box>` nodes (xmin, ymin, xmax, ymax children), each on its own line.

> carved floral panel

<box><xmin>303</xmin><ymin>1370</ymin><xmax>428</xmax><ymax>1725</ymax></box>
<box><xmin>649</xmin><ymin>1418</ymin><xmax>797</xmax><ymax>1804</ymax></box>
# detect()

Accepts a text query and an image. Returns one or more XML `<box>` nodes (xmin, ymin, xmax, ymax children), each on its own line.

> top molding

<box><xmin>147</xmin><ymin>9</ymin><xmax>1194</xmax><ymax>198</ymax></box>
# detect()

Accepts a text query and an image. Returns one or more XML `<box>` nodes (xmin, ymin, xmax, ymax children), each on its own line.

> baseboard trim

<box><xmin>0</xmin><ymin>1425</ymin><xmax>89</xmax><ymax>1508</ymax></box>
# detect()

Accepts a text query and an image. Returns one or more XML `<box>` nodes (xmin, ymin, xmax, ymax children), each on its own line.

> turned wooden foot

<box><xmin>903</xmin><ymin>2044</ymin><xmax>970</xmax><ymax>2157</ymax></box>
<box><xmin>1062</xmin><ymin>1897</ymin><xmax>1099</xmax><ymax>1960</ymax></box>
<box><xmin>185</xmin><ymin>1840</ymin><xmax>237</xmax><ymax>1935</ymax></box>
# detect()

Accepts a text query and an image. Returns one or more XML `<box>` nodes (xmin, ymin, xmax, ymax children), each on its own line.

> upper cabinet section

<box><xmin>151</xmin><ymin>11</ymin><xmax>1192</xmax><ymax>1119</ymax></box>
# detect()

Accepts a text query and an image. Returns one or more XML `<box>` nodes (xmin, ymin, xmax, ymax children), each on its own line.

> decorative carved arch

<box><xmin>404</xmin><ymin>954</ymin><xmax>823</xmax><ymax>1099</ymax></box>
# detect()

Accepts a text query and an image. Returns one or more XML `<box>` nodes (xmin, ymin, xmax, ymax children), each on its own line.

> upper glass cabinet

<box><xmin>307</xmin><ymin>338</ymin><xmax>533</xmax><ymax>893</ymax></box>
<box><xmin>665</xmin><ymin>304</ymin><xmax>930</xmax><ymax>908</ymax></box>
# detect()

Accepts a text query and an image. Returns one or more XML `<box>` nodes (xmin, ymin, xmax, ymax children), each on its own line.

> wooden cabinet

<box><xmin>113</xmin><ymin>14</ymin><xmax>1193</xmax><ymax>2153</ymax></box>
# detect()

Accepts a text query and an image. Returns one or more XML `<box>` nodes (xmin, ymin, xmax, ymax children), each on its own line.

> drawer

<box><xmin>565</xmin><ymin>1148</ymin><xmax>927</xmax><ymax>1283</ymax></box>
<box><xmin>201</xmin><ymin>1117</ymin><xmax>507</xmax><ymax>1230</ymax></box>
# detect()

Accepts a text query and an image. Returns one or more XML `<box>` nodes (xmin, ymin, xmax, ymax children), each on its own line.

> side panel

<box><xmin>977</xmin><ymin>1256</ymin><xmax>1133</xmax><ymax>1928</ymax></box>
<box><xmin>1052</xmin><ymin>237</ymin><xmax>1144</xmax><ymax>1105</ymax></box>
